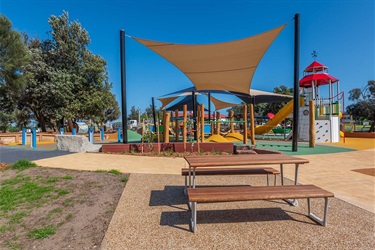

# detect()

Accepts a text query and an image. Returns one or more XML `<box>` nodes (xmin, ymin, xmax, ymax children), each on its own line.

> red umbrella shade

<box><xmin>304</xmin><ymin>61</ymin><xmax>328</xmax><ymax>73</ymax></box>
<box><xmin>299</xmin><ymin>73</ymin><xmax>339</xmax><ymax>87</ymax></box>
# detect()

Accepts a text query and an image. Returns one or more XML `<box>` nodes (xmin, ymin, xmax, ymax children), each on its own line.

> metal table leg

<box><xmin>281</xmin><ymin>163</ymin><xmax>299</xmax><ymax>206</ymax></box>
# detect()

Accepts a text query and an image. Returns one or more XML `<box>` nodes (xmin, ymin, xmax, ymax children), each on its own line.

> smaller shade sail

<box><xmin>159</xmin><ymin>96</ymin><xmax>180</xmax><ymax>108</ymax></box>
<box><xmin>158</xmin><ymin>86</ymin><xmax>238</xmax><ymax>111</ymax></box>
<box><xmin>233</xmin><ymin>89</ymin><xmax>293</xmax><ymax>104</ymax></box>
<box><xmin>299</xmin><ymin>73</ymin><xmax>339</xmax><ymax>87</ymax></box>
<box><xmin>158</xmin><ymin>93</ymin><xmax>237</xmax><ymax>111</ymax></box>
<box><xmin>163</xmin><ymin>96</ymin><xmax>208</xmax><ymax>111</ymax></box>
<box><xmin>304</xmin><ymin>61</ymin><xmax>328</xmax><ymax>73</ymax></box>
<box><xmin>206</xmin><ymin>94</ymin><xmax>238</xmax><ymax>111</ymax></box>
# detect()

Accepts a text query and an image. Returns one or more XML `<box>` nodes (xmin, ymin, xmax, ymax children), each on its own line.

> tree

<box><xmin>128</xmin><ymin>106</ymin><xmax>140</xmax><ymax>121</ymax></box>
<box><xmin>0</xmin><ymin>15</ymin><xmax>29</xmax><ymax>131</ymax></box>
<box><xmin>226</xmin><ymin>102</ymin><xmax>246</xmax><ymax>118</ymax></box>
<box><xmin>262</xmin><ymin>85</ymin><xmax>293</xmax><ymax>116</ymax></box>
<box><xmin>21</xmin><ymin>11</ymin><xmax>119</xmax><ymax>131</ymax></box>
<box><xmin>143</xmin><ymin>104</ymin><xmax>163</xmax><ymax>123</ymax></box>
<box><xmin>346</xmin><ymin>80</ymin><xmax>375</xmax><ymax>132</ymax></box>
<box><xmin>20</xmin><ymin>37</ymin><xmax>74</xmax><ymax>131</ymax></box>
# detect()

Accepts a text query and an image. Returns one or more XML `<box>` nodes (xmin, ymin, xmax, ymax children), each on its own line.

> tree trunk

<box><xmin>35</xmin><ymin>112</ymin><xmax>47</xmax><ymax>132</ymax></box>
<box><xmin>369</xmin><ymin>121</ymin><xmax>375</xmax><ymax>132</ymax></box>
<box><xmin>39</xmin><ymin>115</ymin><xmax>47</xmax><ymax>132</ymax></box>
<box><xmin>67</xmin><ymin>119</ymin><xmax>74</xmax><ymax>132</ymax></box>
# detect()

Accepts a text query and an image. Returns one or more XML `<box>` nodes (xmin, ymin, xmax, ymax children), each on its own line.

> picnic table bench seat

<box><xmin>187</xmin><ymin>184</ymin><xmax>334</xmax><ymax>233</ymax></box>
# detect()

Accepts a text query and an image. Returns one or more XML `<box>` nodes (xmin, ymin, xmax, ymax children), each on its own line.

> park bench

<box><xmin>187</xmin><ymin>184</ymin><xmax>334</xmax><ymax>233</ymax></box>
<box><xmin>181</xmin><ymin>167</ymin><xmax>280</xmax><ymax>192</ymax></box>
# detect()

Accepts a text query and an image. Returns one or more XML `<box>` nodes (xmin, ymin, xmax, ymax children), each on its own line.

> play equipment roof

<box><xmin>299</xmin><ymin>73</ymin><xmax>339</xmax><ymax>87</ymax></box>
<box><xmin>133</xmin><ymin>24</ymin><xmax>286</xmax><ymax>94</ymax></box>
<box><xmin>304</xmin><ymin>61</ymin><xmax>328</xmax><ymax>73</ymax></box>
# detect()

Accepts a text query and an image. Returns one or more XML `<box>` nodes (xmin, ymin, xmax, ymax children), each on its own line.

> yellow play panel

<box><xmin>331</xmin><ymin>137</ymin><xmax>375</xmax><ymax>150</ymax></box>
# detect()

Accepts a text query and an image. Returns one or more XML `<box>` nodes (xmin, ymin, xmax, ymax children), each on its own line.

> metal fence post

<box><xmin>22</xmin><ymin>128</ymin><xmax>27</xmax><ymax>146</ymax></box>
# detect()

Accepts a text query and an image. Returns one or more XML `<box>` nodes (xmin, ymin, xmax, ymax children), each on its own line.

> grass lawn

<box><xmin>0</xmin><ymin>160</ymin><xmax>128</xmax><ymax>250</ymax></box>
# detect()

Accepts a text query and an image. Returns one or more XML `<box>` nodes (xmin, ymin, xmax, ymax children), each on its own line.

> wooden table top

<box><xmin>184</xmin><ymin>154</ymin><xmax>309</xmax><ymax>167</ymax></box>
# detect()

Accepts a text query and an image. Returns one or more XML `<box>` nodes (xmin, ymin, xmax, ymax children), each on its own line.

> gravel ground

<box><xmin>102</xmin><ymin>174</ymin><xmax>375</xmax><ymax>249</ymax></box>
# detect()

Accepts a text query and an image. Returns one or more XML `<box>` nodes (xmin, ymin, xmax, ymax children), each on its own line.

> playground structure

<box><xmin>298</xmin><ymin>61</ymin><xmax>343</xmax><ymax>143</ymax></box>
<box><xmin>254</xmin><ymin>100</ymin><xmax>294</xmax><ymax>135</ymax></box>
<box><xmin>149</xmin><ymin>60</ymin><xmax>343</xmax><ymax>146</ymax></box>
<box><xmin>112</xmin><ymin>15</ymin><xmax>347</xmax><ymax>152</ymax></box>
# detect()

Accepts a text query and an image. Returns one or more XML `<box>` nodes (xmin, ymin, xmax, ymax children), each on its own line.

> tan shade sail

<box><xmin>207</xmin><ymin>94</ymin><xmax>237</xmax><ymax>111</ymax></box>
<box><xmin>158</xmin><ymin>96</ymin><xmax>180</xmax><ymax>108</ymax></box>
<box><xmin>133</xmin><ymin>24</ymin><xmax>286</xmax><ymax>94</ymax></box>
<box><xmin>158</xmin><ymin>93</ymin><xmax>237</xmax><ymax>111</ymax></box>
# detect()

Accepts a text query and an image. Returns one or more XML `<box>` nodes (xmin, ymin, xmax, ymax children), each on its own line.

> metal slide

<box><xmin>254</xmin><ymin>100</ymin><xmax>294</xmax><ymax>135</ymax></box>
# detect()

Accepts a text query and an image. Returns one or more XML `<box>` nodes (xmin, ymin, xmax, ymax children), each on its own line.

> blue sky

<box><xmin>1</xmin><ymin>0</ymin><xmax>374</xmax><ymax>115</ymax></box>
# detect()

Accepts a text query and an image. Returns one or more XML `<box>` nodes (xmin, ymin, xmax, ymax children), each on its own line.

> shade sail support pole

<box><xmin>292</xmin><ymin>13</ymin><xmax>300</xmax><ymax>152</ymax></box>
<box><xmin>120</xmin><ymin>30</ymin><xmax>128</xmax><ymax>144</ymax></box>
<box><xmin>208</xmin><ymin>93</ymin><xmax>211</xmax><ymax>123</ymax></box>
<box><xmin>152</xmin><ymin>97</ymin><xmax>157</xmax><ymax>133</ymax></box>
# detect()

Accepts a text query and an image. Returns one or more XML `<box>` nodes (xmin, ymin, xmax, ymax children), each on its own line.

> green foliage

<box><xmin>95</xmin><ymin>169</ymin><xmax>121</xmax><ymax>175</ymax></box>
<box><xmin>108</xmin><ymin>169</ymin><xmax>121</xmax><ymax>175</ymax></box>
<box><xmin>0</xmin><ymin>15</ymin><xmax>30</xmax><ymax>131</ymax></box>
<box><xmin>143</xmin><ymin>104</ymin><xmax>163</xmax><ymax>122</ymax></box>
<box><xmin>120</xmin><ymin>177</ymin><xmax>128</xmax><ymax>182</ymax></box>
<box><xmin>9</xmin><ymin>211</ymin><xmax>28</xmax><ymax>224</ymax></box>
<box><xmin>128</xmin><ymin>106</ymin><xmax>140</xmax><ymax>121</ymax></box>
<box><xmin>63</xmin><ymin>198</ymin><xmax>73</xmax><ymax>207</ymax></box>
<box><xmin>11</xmin><ymin>160</ymin><xmax>37</xmax><ymax>172</ymax></box>
<box><xmin>14</xmin><ymin>11</ymin><xmax>120</xmax><ymax>132</ymax></box>
<box><xmin>143</xmin><ymin>123</ymin><xmax>156</xmax><ymax>151</ymax></box>
<box><xmin>227</xmin><ymin>102</ymin><xmax>246</xmax><ymax>117</ymax></box>
<box><xmin>7</xmin><ymin>126</ymin><xmax>19</xmax><ymax>132</ymax></box>
<box><xmin>29</xmin><ymin>225</ymin><xmax>56</xmax><ymax>239</ymax></box>
<box><xmin>262</xmin><ymin>85</ymin><xmax>293</xmax><ymax>116</ymax></box>
<box><xmin>0</xmin><ymin>111</ymin><xmax>14</xmax><ymax>132</ymax></box>
<box><xmin>0</xmin><ymin>178</ymin><xmax>53</xmax><ymax>212</ymax></box>
<box><xmin>346</xmin><ymin>80</ymin><xmax>375</xmax><ymax>132</ymax></box>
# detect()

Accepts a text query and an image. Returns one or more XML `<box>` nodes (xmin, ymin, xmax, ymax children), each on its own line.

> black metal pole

<box><xmin>120</xmin><ymin>30</ymin><xmax>128</xmax><ymax>143</ymax></box>
<box><xmin>292</xmin><ymin>13</ymin><xmax>300</xmax><ymax>151</ymax></box>
<box><xmin>151</xmin><ymin>97</ymin><xmax>157</xmax><ymax>132</ymax></box>
<box><xmin>208</xmin><ymin>93</ymin><xmax>211</xmax><ymax>123</ymax></box>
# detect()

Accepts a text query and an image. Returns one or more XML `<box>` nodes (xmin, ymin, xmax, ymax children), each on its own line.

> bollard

<box><xmin>88</xmin><ymin>127</ymin><xmax>94</xmax><ymax>143</ymax></box>
<box><xmin>59</xmin><ymin>127</ymin><xmax>64</xmax><ymax>135</ymax></box>
<box><xmin>22</xmin><ymin>128</ymin><xmax>27</xmax><ymax>146</ymax></box>
<box><xmin>117</xmin><ymin>128</ymin><xmax>122</xmax><ymax>142</ymax></box>
<box><xmin>100</xmin><ymin>128</ymin><xmax>104</xmax><ymax>141</ymax></box>
<box><xmin>72</xmin><ymin>128</ymin><xmax>76</xmax><ymax>135</ymax></box>
<box><xmin>31</xmin><ymin>128</ymin><xmax>37</xmax><ymax>148</ymax></box>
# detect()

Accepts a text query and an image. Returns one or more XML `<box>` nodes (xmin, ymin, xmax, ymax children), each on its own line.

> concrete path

<box><xmin>283</xmin><ymin>149</ymin><xmax>375</xmax><ymax>213</ymax></box>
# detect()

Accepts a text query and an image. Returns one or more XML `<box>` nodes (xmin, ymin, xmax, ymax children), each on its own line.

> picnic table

<box><xmin>183</xmin><ymin>154</ymin><xmax>334</xmax><ymax>233</ymax></box>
